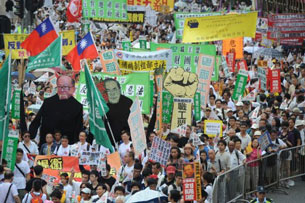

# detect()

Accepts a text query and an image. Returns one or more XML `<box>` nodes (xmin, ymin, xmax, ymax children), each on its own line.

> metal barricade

<box><xmin>211</xmin><ymin>164</ymin><xmax>246</xmax><ymax>203</ymax></box>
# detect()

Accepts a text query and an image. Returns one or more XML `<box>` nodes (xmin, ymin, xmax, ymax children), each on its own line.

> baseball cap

<box><xmin>257</xmin><ymin>186</ymin><xmax>265</xmax><ymax>193</ymax></box>
<box><xmin>166</xmin><ymin>165</ymin><xmax>176</xmax><ymax>174</ymax></box>
<box><xmin>236</xmin><ymin>102</ymin><xmax>243</xmax><ymax>106</ymax></box>
<box><xmin>81</xmin><ymin>188</ymin><xmax>91</xmax><ymax>194</ymax></box>
<box><xmin>295</xmin><ymin>120</ymin><xmax>303</xmax><ymax>127</ymax></box>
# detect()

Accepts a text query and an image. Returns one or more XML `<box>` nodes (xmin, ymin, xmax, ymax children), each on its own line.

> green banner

<box><xmin>26</xmin><ymin>36</ymin><xmax>62</xmax><ymax>72</ymax></box>
<box><xmin>232</xmin><ymin>70</ymin><xmax>248</xmax><ymax>101</ymax></box>
<box><xmin>150</xmin><ymin>43</ymin><xmax>216</xmax><ymax>73</ymax></box>
<box><xmin>139</xmin><ymin>38</ymin><xmax>147</xmax><ymax>49</ymax></box>
<box><xmin>84</xmin><ymin>63</ymin><xmax>113</xmax><ymax>152</ymax></box>
<box><xmin>82</xmin><ymin>0</ymin><xmax>127</xmax><ymax>21</ymax></box>
<box><xmin>194</xmin><ymin>92</ymin><xmax>201</xmax><ymax>122</ymax></box>
<box><xmin>122</xmin><ymin>40</ymin><xmax>132</xmax><ymax>51</ymax></box>
<box><xmin>76</xmin><ymin>71</ymin><xmax>89</xmax><ymax>112</ymax></box>
<box><xmin>174</xmin><ymin>12</ymin><xmax>221</xmax><ymax>40</ymax></box>
<box><xmin>11</xmin><ymin>88</ymin><xmax>21</xmax><ymax>119</ymax></box>
<box><xmin>162</xmin><ymin>91</ymin><xmax>173</xmax><ymax>124</ymax></box>
<box><xmin>93</xmin><ymin>72</ymin><xmax>151</xmax><ymax>114</ymax></box>
<box><xmin>2</xmin><ymin>130</ymin><xmax>19</xmax><ymax>170</ymax></box>
<box><xmin>211</xmin><ymin>56</ymin><xmax>220</xmax><ymax>81</ymax></box>
<box><xmin>0</xmin><ymin>54</ymin><xmax>11</xmax><ymax>141</ymax></box>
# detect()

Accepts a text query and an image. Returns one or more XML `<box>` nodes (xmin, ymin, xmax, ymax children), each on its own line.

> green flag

<box><xmin>84</xmin><ymin>63</ymin><xmax>114</xmax><ymax>153</ymax></box>
<box><xmin>26</xmin><ymin>35</ymin><xmax>62</xmax><ymax>72</ymax></box>
<box><xmin>232</xmin><ymin>70</ymin><xmax>248</xmax><ymax>101</ymax></box>
<box><xmin>0</xmin><ymin>53</ymin><xmax>12</xmax><ymax>141</ymax></box>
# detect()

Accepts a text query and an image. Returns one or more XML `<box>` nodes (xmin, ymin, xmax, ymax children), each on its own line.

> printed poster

<box><xmin>258</xmin><ymin>131</ymin><xmax>272</xmax><ymax>151</ymax></box>
<box><xmin>79</xmin><ymin>151</ymin><xmax>101</xmax><ymax>165</ymax></box>
<box><xmin>171</xmin><ymin>98</ymin><xmax>192</xmax><ymax>130</ymax></box>
<box><xmin>183</xmin><ymin>162</ymin><xmax>202</xmax><ymax>201</ymax></box>
<box><xmin>162</xmin><ymin>91</ymin><xmax>173</xmax><ymax>124</ymax></box>
<box><xmin>99</xmin><ymin>50</ymin><xmax>120</xmax><ymax>74</ymax></box>
<box><xmin>149</xmin><ymin>136</ymin><xmax>171</xmax><ymax>167</ymax></box>
<box><xmin>232</xmin><ymin>69</ymin><xmax>248</xmax><ymax>101</ymax></box>
<box><xmin>269</xmin><ymin>69</ymin><xmax>281</xmax><ymax>93</ymax></box>
<box><xmin>222</xmin><ymin>37</ymin><xmax>244</xmax><ymax>59</ymax></box>
<box><xmin>204</xmin><ymin>120</ymin><xmax>223</xmax><ymax>138</ymax></box>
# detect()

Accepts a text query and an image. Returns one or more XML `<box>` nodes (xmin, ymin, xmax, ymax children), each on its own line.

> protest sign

<box><xmin>122</xmin><ymin>40</ymin><xmax>132</xmax><ymax>51</ymax></box>
<box><xmin>3</xmin><ymin>34</ymin><xmax>29</xmax><ymax>59</ymax></box>
<box><xmin>212</xmin><ymin>56</ymin><xmax>220</xmax><ymax>81</ymax></box>
<box><xmin>61</xmin><ymin>30</ymin><xmax>76</xmax><ymax>56</ymax></box>
<box><xmin>242</xmin><ymin>89</ymin><xmax>256</xmax><ymax>102</ymax></box>
<box><xmin>139</xmin><ymin>37</ymin><xmax>147</xmax><ymax>49</ymax></box>
<box><xmin>257</xmin><ymin>60</ymin><xmax>268</xmax><ymax>68</ymax></box>
<box><xmin>11</xmin><ymin>88</ymin><xmax>21</xmax><ymax>119</ymax></box>
<box><xmin>93</xmin><ymin>72</ymin><xmax>151</xmax><ymax>114</ymax></box>
<box><xmin>79</xmin><ymin>151</ymin><xmax>100</xmax><ymax>165</ymax></box>
<box><xmin>204</xmin><ymin>120</ymin><xmax>223</xmax><ymax>138</ymax></box>
<box><xmin>82</xmin><ymin>0</ymin><xmax>128</xmax><ymax>21</ymax></box>
<box><xmin>237</xmin><ymin>60</ymin><xmax>248</xmax><ymax>71</ymax></box>
<box><xmin>107</xmin><ymin>152</ymin><xmax>121</xmax><ymax>178</ymax></box>
<box><xmin>127</xmin><ymin>0</ymin><xmax>173</xmax><ymax>12</ymax></box>
<box><xmin>232</xmin><ymin>70</ymin><xmax>248</xmax><ymax>101</ymax></box>
<box><xmin>162</xmin><ymin>91</ymin><xmax>173</xmax><ymax>124</ymax></box>
<box><xmin>128</xmin><ymin>97</ymin><xmax>147</xmax><ymax>157</ymax></box>
<box><xmin>76</xmin><ymin>71</ymin><xmax>89</xmax><ymax>112</ymax></box>
<box><xmin>256</xmin><ymin>17</ymin><xmax>268</xmax><ymax>34</ymax></box>
<box><xmin>118</xmin><ymin>59</ymin><xmax>166</xmax><ymax>74</ymax></box>
<box><xmin>155</xmin><ymin>75</ymin><xmax>163</xmax><ymax>134</ymax></box>
<box><xmin>258</xmin><ymin>131</ymin><xmax>272</xmax><ymax>151</ymax></box>
<box><xmin>182</xmin><ymin>12</ymin><xmax>258</xmax><ymax>43</ymax></box>
<box><xmin>2</xmin><ymin>130</ymin><xmax>19</xmax><ymax>171</ymax></box>
<box><xmin>226</xmin><ymin>52</ymin><xmax>236</xmax><ymax>72</ymax></box>
<box><xmin>150</xmin><ymin>43</ymin><xmax>216</xmax><ymax>73</ymax></box>
<box><xmin>91</xmin><ymin>10</ymin><xmax>145</xmax><ymax>23</ymax></box>
<box><xmin>269</xmin><ymin>69</ymin><xmax>281</xmax><ymax>93</ymax></box>
<box><xmin>29</xmin><ymin>82</ymin><xmax>36</xmax><ymax>95</ymax></box>
<box><xmin>171</xmin><ymin>98</ymin><xmax>192</xmax><ymax>130</ymax></box>
<box><xmin>249</xmin><ymin>106</ymin><xmax>260</xmax><ymax>123</ymax></box>
<box><xmin>35</xmin><ymin>155</ymin><xmax>82</xmax><ymax>183</ymax></box>
<box><xmin>221</xmin><ymin>56</ymin><xmax>230</xmax><ymax>77</ymax></box>
<box><xmin>171</xmin><ymin>124</ymin><xmax>187</xmax><ymax>137</ymax></box>
<box><xmin>149</xmin><ymin>136</ymin><xmax>171</xmax><ymax>167</ymax></box>
<box><xmin>222</xmin><ymin>37</ymin><xmax>243</xmax><ymax>59</ymax></box>
<box><xmin>194</xmin><ymin>92</ymin><xmax>201</xmax><ymax>122</ymax></box>
<box><xmin>99</xmin><ymin>50</ymin><xmax>120</xmax><ymax>74</ymax></box>
<box><xmin>174</xmin><ymin>12</ymin><xmax>221</xmax><ymax>40</ymax></box>
<box><xmin>183</xmin><ymin>162</ymin><xmax>202</xmax><ymax>201</ymax></box>
<box><xmin>97</xmin><ymin>152</ymin><xmax>107</xmax><ymax>176</ymax></box>
<box><xmin>197</xmin><ymin>54</ymin><xmax>214</xmax><ymax>107</ymax></box>
<box><xmin>258</xmin><ymin>67</ymin><xmax>268</xmax><ymax>91</ymax></box>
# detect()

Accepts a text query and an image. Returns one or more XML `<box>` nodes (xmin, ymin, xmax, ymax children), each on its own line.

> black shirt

<box><xmin>98</xmin><ymin>176</ymin><xmax>116</xmax><ymax>190</ymax></box>
<box><xmin>25</xmin><ymin>177</ymin><xmax>47</xmax><ymax>192</ymax></box>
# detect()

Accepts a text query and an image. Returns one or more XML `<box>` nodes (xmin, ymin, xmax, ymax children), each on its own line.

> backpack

<box><xmin>30</xmin><ymin>192</ymin><xmax>43</xmax><ymax>203</ymax></box>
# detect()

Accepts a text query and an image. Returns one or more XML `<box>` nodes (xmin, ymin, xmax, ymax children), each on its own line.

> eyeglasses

<box><xmin>24</xmin><ymin>135</ymin><xmax>30</xmax><ymax>138</ymax></box>
<box><xmin>58</xmin><ymin>86</ymin><xmax>73</xmax><ymax>90</ymax></box>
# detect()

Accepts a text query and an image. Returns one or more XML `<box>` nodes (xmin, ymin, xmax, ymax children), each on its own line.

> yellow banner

<box><xmin>4</xmin><ymin>31</ymin><xmax>75</xmax><ymax>59</ymax></box>
<box><xmin>171</xmin><ymin>98</ymin><xmax>192</xmax><ymax>130</ymax></box>
<box><xmin>118</xmin><ymin>59</ymin><xmax>166</xmax><ymax>74</ymax></box>
<box><xmin>4</xmin><ymin>34</ymin><xmax>29</xmax><ymax>59</ymax></box>
<box><xmin>182</xmin><ymin>12</ymin><xmax>258</xmax><ymax>43</ymax></box>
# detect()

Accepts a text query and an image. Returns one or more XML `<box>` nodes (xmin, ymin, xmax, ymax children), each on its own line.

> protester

<box><xmin>22</xmin><ymin>180</ymin><xmax>47</xmax><ymax>203</ymax></box>
<box><xmin>0</xmin><ymin>171</ymin><xmax>21</xmax><ymax>203</ymax></box>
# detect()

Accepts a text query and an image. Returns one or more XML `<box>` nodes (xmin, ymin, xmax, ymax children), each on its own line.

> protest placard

<box><xmin>204</xmin><ymin>120</ymin><xmax>223</xmax><ymax>138</ymax></box>
<box><xmin>226</xmin><ymin>52</ymin><xmax>236</xmax><ymax>73</ymax></box>
<box><xmin>127</xmin><ymin>0</ymin><xmax>173</xmax><ymax>12</ymax></box>
<box><xmin>2</xmin><ymin>130</ymin><xmax>19</xmax><ymax>171</ymax></box>
<box><xmin>155</xmin><ymin>75</ymin><xmax>163</xmax><ymax>134</ymax></box>
<box><xmin>117</xmin><ymin>59</ymin><xmax>166</xmax><ymax>74</ymax></box>
<box><xmin>232</xmin><ymin>70</ymin><xmax>248</xmax><ymax>101</ymax></box>
<box><xmin>258</xmin><ymin>67</ymin><xmax>268</xmax><ymax>91</ymax></box>
<box><xmin>162</xmin><ymin>91</ymin><xmax>173</xmax><ymax>124</ymax></box>
<box><xmin>183</xmin><ymin>162</ymin><xmax>202</xmax><ymax>201</ymax></box>
<box><xmin>258</xmin><ymin>131</ymin><xmax>272</xmax><ymax>151</ymax></box>
<box><xmin>211</xmin><ymin>56</ymin><xmax>220</xmax><ymax>82</ymax></box>
<box><xmin>100</xmin><ymin>50</ymin><xmax>120</xmax><ymax>74</ymax></box>
<box><xmin>222</xmin><ymin>37</ymin><xmax>244</xmax><ymax>59</ymax></box>
<box><xmin>257</xmin><ymin>17</ymin><xmax>268</xmax><ymax>34</ymax></box>
<box><xmin>237</xmin><ymin>60</ymin><xmax>248</xmax><ymax>72</ymax></box>
<box><xmin>171</xmin><ymin>98</ymin><xmax>192</xmax><ymax>130</ymax></box>
<box><xmin>194</xmin><ymin>92</ymin><xmax>201</xmax><ymax>122</ymax></box>
<box><xmin>107</xmin><ymin>152</ymin><xmax>121</xmax><ymax>178</ymax></box>
<box><xmin>197</xmin><ymin>54</ymin><xmax>214</xmax><ymax>107</ymax></box>
<box><xmin>221</xmin><ymin>56</ymin><xmax>230</xmax><ymax>77</ymax></box>
<box><xmin>97</xmin><ymin>152</ymin><xmax>107</xmax><ymax>176</ymax></box>
<box><xmin>11</xmin><ymin>88</ymin><xmax>21</xmax><ymax>119</ymax></box>
<box><xmin>79</xmin><ymin>151</ymin><xmax>101</xmax><ymax>165</ymax></box>
<box><xmin>149</xmin><ymin>136</ymin><xmax>171</xmax><ymax>167</ymax></box>
<box><xmin>182</xmin><ymin>12</ymin><xmax>258</xmax><ymax>43</ymax></box>
<box><xmin>242</xmin><ymin>89</ymin><xmax>256</xmax><ymax>102</ymax></box>
<box><xmin>171</xmin><ymin>124</ymin><xmax>187</xmax><ymax>137</ymax></box>
<box><xmin>76</xmin><ymin>71</ymin><xmax>89</xmax><ymax>112</ymax></box>
<box><xmin>150</xmin><ymin>43</ymin><xmax>216</xmax><ymax>73</ymax></box>
<box><xmin>269</xmin><ymin>69</ymin><xmax>281</xmax><ymax>93</ymax></box>
<box><xmin>128</xmin><ymin>97</ymin><xmax>147</xmax><ymax>157</ymax></box>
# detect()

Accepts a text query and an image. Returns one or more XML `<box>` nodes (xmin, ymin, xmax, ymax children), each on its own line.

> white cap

<box><xmin>236</xmin><ymin>102</ymin><xmax>244</xmax><ymax>106</ymax></box>
<box><xmin>295</xmin><ymin>120</ymin><xmax>304</xmax><ymax>127</ymax></box>
<box><xmin>254</xmin><ymin>131</ymin><xmax>262</xmax><ymax>136</ymax></box>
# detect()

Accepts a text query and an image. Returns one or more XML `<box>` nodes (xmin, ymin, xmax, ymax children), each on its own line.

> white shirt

<box><xmin>236</xmin><ymin>132</ymin><xmax>252</xmax><ymax>150</ymax></box>
<box><xmin>64</xmin><ymin>184</ymin><xmax>73</xmax><ymax>203</ymax></box>
<box><xmin>72</xmin><ymin>181</ymin><xmax>82</xmax><ymax>196</ymax></box>
<box><xmin>118</xmin><ymin>164</ymin><xmax>134</xmax><ymax>183</ymax></box>
<box><xmin>204</xmin><ymin>184</ymin><xmax>213</xmax><ymax>203</ymax></box>
<box><xmin>18</xmin><ymin>141</ymin><xmax>39</xmax><ymax>167</ymax></box>
<box><xmin>229</xmin><ymin>150</ymin><xmax>246</xmax><ymax>168</ymax></box>
<box><xmin>22</xmin><ymin>192</ymin><xmax>47</xmax><ymax>203</ymax></box>
<box><xmin>13</xmin><ymin>160</ymin><xmax>30</xmax><ymax>189</ymax></box>
<box><xmin>118</xmin><ymin>142</ymin><xmax>131</xmax><ymax>161</ymax></box>
<box><xmin>74</xmin><ymin>142</ymin><xmax>91</xmax><ymax>156</ymax></box>
<box><xmin>56</xmin><ymin>145</ymin><xmax>71</xmax><ymax>156</ymax></box>
<box><xmin>0</xmin><ymin>182</ymin><xmax>18</xmax><ymax>203</ymax></box>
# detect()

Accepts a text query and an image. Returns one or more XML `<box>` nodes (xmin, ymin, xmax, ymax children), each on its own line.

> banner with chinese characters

<box><xmin>149</xmin><ymin>136</ymin><xmax>171</xmax><ymax>167</ymax></box>
<box><xmin>232</xmin><ymin>70</ymin><xmax>248</xmax><ymax>101</ymax></box>
<box><xmin>79</xmin><ymin>151</ymin><xmax>101</xmax><ymax>165</ymax></box>
<box><xmin>127</xmin><ymin>0</ymin><xmax>174</xmax><ymax>12</ymax></box>
<box><xmin>61</xmin><ymin>30</ymin><xmax>76</xmax><ymax>56</ymax></box>
<box><xmin>212</xmin><ymin>56</ymin><xmax>220</xmax><ymax>81</ymax></box>
<box><xmin>2</xmin><ymin>130</ymin><xmax>19</xmax><ymax>171</ymax></box>
<box><xmin>258</xmin><ymin>67</ymin><xmax>267</xmax><ymax>91</ymax></box>
<box><xmin>174</xmin><ymin>12</ymin><xmax>221</xmax><ymax>40</ymax></box>
<box><xmin>93</xmin><ymin>72</ymin><xmax>151</xmax><ymax>114</ymax></box>
<box><xmin>258</xmin><ymin>131</ymin><xmax>272</xmax><ymax>151</ymax></box>
<box><xmin>221</xmin><ymin>56</ymin><xmax>230</xmax><ymax>77</ymax></box>
<box><xmin>150</xmin><ymin>43</ymin><xmax>216</xmax><ymax>73</ymax></box>
<box><xmin>117</xmin><ymin>59</ymin><xmax>166</xmax><ymax>74</ymax></box>
<box><xmin>92</xmin><ymin>11</ymin><xmax>145</xmax><ymax>23</ymax></box>
<box><xmin>99</xmin><ymin>50</ymin><xmax>120</xmax><ymax>74</ymax></box>
<box><xmin>162</xmin><ymin>91</ymin><xmax>173</xmax><ymax>124</ymax></box>
<box><xmin>128</xmin><ymin>97</ymin><xmax>147</xmax><ymax>157</ymax></box>
<box><xmin>155</xmin><ymin>75</ymin><xmax>163</xmax><ymax>134</ymax></box>
<box><xmin>197</xmin><ymin>54</ymin><xmax>215</xmax><ymax>107</ymax></box>
<box><xmin>182</xmin><ymin>12</ymin><xmax>258</xmax><ymax>43</ymax></box>
<box><xmin>226</xmin><ymin>52</ymin><xmax>236</xmax><ymax>73</ymax></box>
<box><xmin>171</xmin><ymin>98</ymin><xmax>192</xmax><ymax>130</ymax></box>
<box><xmin>4</xmin><ymin>34</ymin><xmax>29</xmax><ymax>59</ymax></box>
<box><xmin>204</xmin><ymin>120</ymin><xmax>223</xmax><ymax>138</ymax></box>
<box><xmin>76</xmin><ymin>71</ymin><xmax>89</xmax><ymax>112</ymax></box>
<box><xmin>269</xmin><ymin>69</ymin><xmax>281</xmax><ymax>93</ymax></box>
<box><xmin>34</xmin><ymin>155</ymin><xmax>82</xmax><ymax>184</ymax></box>
<box><xmin>82</xmin><ymin>0</ymin><xmax>128</xmax><ymax>21</ymax></box>
<box><xmin>11</xmin><ymin>88</ymin><xmax>21</xmax><ymax>119</ymax></box>
<box><xmin>183</xmin><ymin>162</ymin><xmax>202</xmax><ymax>201</ymax></box>
<box><xmin>194</xmin><ymin>92</ymin><xmax>201</xmax><ymax>122</ymax></box>
<box><xmin>222</xmin><ymin>37</ymin><xmax>244</xmax><ymax>59</ymax></box>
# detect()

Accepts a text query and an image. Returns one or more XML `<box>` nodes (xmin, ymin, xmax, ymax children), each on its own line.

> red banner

<box><xmin>237</xmin><ymin>60</ymin><xmax>248</xmax><ymax>71</ymax></box>
<box><xmin>183</xmin><ymin>162</ymin><xmax>202</xmax><ymax>201</ymax></box>
<box><xmin>269</xmin><ymin>69</ymin><xmax>281</xmax><ymax>93</ymax></box>
<box><xmin>226</xmin><ymin>52</ymin><xmax>236</xmax><ymax>72</ymax></box>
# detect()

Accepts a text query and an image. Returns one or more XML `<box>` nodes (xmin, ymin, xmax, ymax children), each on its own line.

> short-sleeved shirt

<box><xmin>0</xmin><ymin>182</ymin><xmax>18</xmax><ymax>203</ymax></box>
<box><xmin>13</xmin><ymin>161</ymin><xmax>31</xmax><ymax>189</ymax></box>
<box><xmin>25</xmin><ymin>178</ymin><xmax>47</xmax><ymax>192</ymax></box>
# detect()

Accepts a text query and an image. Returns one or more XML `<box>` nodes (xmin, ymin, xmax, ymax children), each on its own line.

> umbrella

<box><xmin>11</xmin><ymin>72</ymin><xmax>36</xmax><ymax>80</ymax></box>
<box><xmin>126</xmin><ymin>188</ymin><xmax>167</xmax><ymax>203</ymax></box>
<box><xmin>243</xmin><ymin>46</ymin><xmax>260</xmax><ymax>54</ymax></box>
<box><xmin>254</xmin><ymin>48</ymin><xmax>283</xmax><ymax>59</ymax></box>
<box><xmin>27</xmin><ymin>104</ymin><xmax>42</xmax><ymax>113</ymax></box>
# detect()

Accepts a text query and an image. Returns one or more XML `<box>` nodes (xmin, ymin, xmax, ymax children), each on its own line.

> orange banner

<box><xmin>155</xmin><ymin>75</ymin><xmax>163</xmax><ymax>135</ymax></box>
<box><xmin>222</xmin><ymin>37</ymin><xmax>243</xmax><ymax>59</ymax></box>
<box><xmin>99</xmin><ymin>50</ymin><xmax>120</xmax><ymax>75</ymax></box>
<box><xmin>107</xmin><ymin>152</ymin><xmax>121</xmax><ymax>178</ymax></box>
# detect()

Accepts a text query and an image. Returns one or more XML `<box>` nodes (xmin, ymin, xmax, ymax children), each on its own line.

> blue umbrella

<box><xmin>11</xmin><ymin>72</ymin><xmax>37</xmax><ymax>80</ymax></box>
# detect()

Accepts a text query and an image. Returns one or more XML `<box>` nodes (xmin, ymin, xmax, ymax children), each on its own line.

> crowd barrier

<box><xmin>211</xmin><ymin>144</ymin><xmax>305</xmax><ymax>203</ymax></box>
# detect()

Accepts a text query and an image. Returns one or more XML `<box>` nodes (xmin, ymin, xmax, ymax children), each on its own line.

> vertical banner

<box><xmin>232</xmin><ymin>70</ymin><xmax>248</xmax><ymax>101</ymax></box>
<box><xmin>149</xmin><ymin>136</ymin><xmax>171</xmax><ymax>167</ymax></box>
<box><xmin>197</xmin><ymin>54</ymin><xmax>214</xmax><ymax>107</ymax></box>
<box><xmin>221</xmin><ymin>56</ymin><xmax>230</xmax><ymax>77</ymax></box>
<box><xmin>226</xmin><ymin>52</ymin><xmax>236</xmax><ymax>72</ymax></box>
<box><xmin>11</xmin><ymin>88</ymin><xmax>21</xmax><ymax>119</ymax></box>
<box><xmin>183</xmin><ymin>162</ymin><xmax>202</xmax><ymax>201</ymax></box>
<box><xmin>237</xmin><ymin>60</ymin><xmax>248</xmax><ymax>71</ymax></box>
<box><xmin>162</xmin><ymin>91</ymin><xmax>173</xmax><ymax>124</ymax></box>
<box><xmin>222</xmin><ymin>37</ymin><xmax>244</xmax><ymax>59</ymax></box>
<box><xmin>269</xmin><ymin>69</ymin><xmax>281</xmax><ymax>93</ymax></box>
<box><xmin>194</xmin><ymin>92</ymin><xmax>201</xmax><ymax>122</ymax></box>
<box><xmin>155</xmin><ymin>75</ymin><xmax>163</xmax><ymax>134</ymax></box>
<box><xmin>99</xmin><ymin>50</ymin><xmax>120</xmax><ymax>74</ymax></box>
<box><xmin>211</xmin><ymin>56</ymin><xmax>220</xmax><ymax>81</ymax></box>
<box><xmin>122</xmin><ymin>40</ymin><xmax>132</xmax><ymax>51</ymax></box>
<box><xmin>2</xmin><ymin>130</ymin><xmax>19</xmax><ymax>171</ymax></box>
<box><xmin>128</xmin><ymin>98</ymin><xmax>147</xmax><ymax>157</ymax></box>
<box><xmin>76</xmin><ymin>71</ymin><xmax>89</xmax><ymax>112</ymax></box>
<box><xmin>171</xmin><ymin>98</ymin><xmax>192</xmax><ymax>130</ymax></box>
<box><xmin>258</xmin><ymin>67</ymin><xmax>267</xmax><ymax>91</ymax></box>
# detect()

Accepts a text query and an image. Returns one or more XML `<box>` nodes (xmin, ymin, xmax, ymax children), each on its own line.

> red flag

<box><xmin>21</xmin><ymin>17</ymin><xmax>58</xmax><ymax>56</ymax></box>
<box><xmin>66</xmin><ymin>0</ymin><xmax>82</xmax><ymax>23</ymax></box>
<box><xmin>66</xmin><ymin>32</ymin><xmax>98</xmax><ymax>71</ymax></box>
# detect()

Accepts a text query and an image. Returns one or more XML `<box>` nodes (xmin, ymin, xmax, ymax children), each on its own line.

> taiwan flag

<box><xmin>21</xmin><ymin>17</ymin><xmax>58</xmax><ymax>56</ymax></box>
<box><xmin>66</xmin><ymin>32</ymin><xmax>98</xmax><ymax>71</ymax></box>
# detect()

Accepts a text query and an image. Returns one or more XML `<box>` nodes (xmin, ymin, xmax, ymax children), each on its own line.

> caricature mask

<box><xmin>57</xmin><ymin>76</ymin><xmax>75</xmax><ymax>100</ymax></box>
<box><xmin>104</xmin><ymin>79</ymin><xmax>121</xmax><ymax>104</ymax></box>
